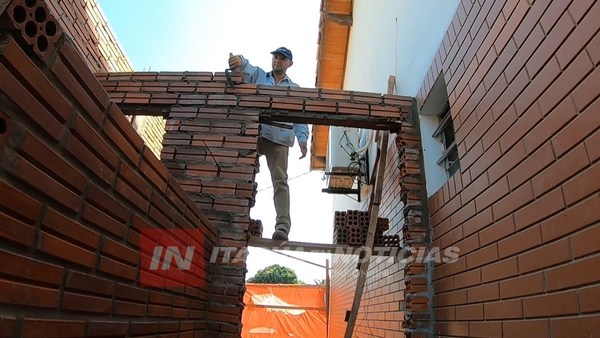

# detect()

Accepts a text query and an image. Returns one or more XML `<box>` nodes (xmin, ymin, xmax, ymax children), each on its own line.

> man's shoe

<box><xmin>272</xmin><ymin>230</ymin><xmax>289</xmax><ymax>241</ymax></box>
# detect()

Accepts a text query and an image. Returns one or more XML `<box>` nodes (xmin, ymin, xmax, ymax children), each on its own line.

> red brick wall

<box><xmin>1</xmin><ymin>1</ymin><xmax>416</xmax><ymax>337</ymax></box>
<box><xmin>329</xmin><ymin>116</ymin><xmax>427</xmax><ymax>338</ymax></box>
<box><xmin>418</xmin><ymin>0</ymin><xmax>600</xmax><ymax>336</ymax></box>
<box><xmin>0</xmin><ymin>3</ymin><xmax>220</xmax><ymax>337</ymax></box>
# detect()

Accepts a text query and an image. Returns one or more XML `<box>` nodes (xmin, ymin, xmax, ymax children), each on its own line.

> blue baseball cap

<box><xmin>271</xmin><ymin>47</ymin><xmax>293</xmax><ymax>61</ymax></box>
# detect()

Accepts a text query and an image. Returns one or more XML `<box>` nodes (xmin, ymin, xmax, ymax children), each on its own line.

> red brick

<box><xmin>86</xmin><ymin>321</ymin><xmax>129</xmax><ymax>336</ymax></box>
<box><xmin>66</xmin><ymin>271</ymin><xmax>115</xmax><ymax>296</ymax></box>
<box><xmin>545</xmin><ymin>254</ymin><xmax>600</xmax><ymax>291</ymax></box>
<box><xmin>44</xmin><ymin>208</ymin><xmax>101</xmax><ymax>249</ymax></box>
<box><xmin>260</xmin><ymin>96</ymin><xmax>302</xmax><ymax>113</ymax></box>
<box><xmin>482</xmin><ymin>257</ymin><xmax>518</xmax><ymax>283</ymax></box>
<box><xmin>519</xmin><ymin>237</ymin><xmax>571</xmax><ymax>274</ymax></box>
<box><xmin>461</xmin><ymin>110</ymin><xmax>492</xmax><ymax>149</ymax></box>
<box><xmin>585</xmin><ymin>129</ymin><xmax>600</xmax><ymax>162</ymax></box>
<box><xmin>498</xmin><ymin>224</ymin><xmax>542</xmax><ymax>259</ymax></box>
<box><xmin>562</xmin><ymin>161</ymin><xmax>600</xmax><ymax>205</ymax></box>
<box><xmin>0</xmin><ymin>180</ymin><xmax>43</xmax><ymax>224</ymax></box>
<box><xmin>305</xmin><ymin>100</ymin><xmax>337</xmax><ymax>113</ymax></box>
<box><xmin>460</xmin><ymin>171</ymin><xmax>489</xmax><ymax>205</ymax></box>
<box><xmin>114</xmin><ymin>300</ymin><xmax>146</xmax><ymax>317</ymax></box>
<box><xmin>483</xmin><ymin>298</ymin><xmax>523</xmax><ymax>320</ymax></box>
<box><xmin>156</xmin><ymin>72</ymin><xmax>184</xmax><ymax>81</ymax></box>
<box><xmin>587</xmin><ymin>31</ymin><xmax>600</xmax><ymax>65</ymax></box>
<box><xmin>502</xmin><ymin>319</ymin><xmax>550</xmax><ymax>337</ymax></box>
<box><xmin>454</xmin><ymin>268</ymin><xmax>482</xmax><ymax>289</ymax></box>
<box><xmin>119</xmin><ymin>162</ymin><xmax>153</xmax><ymax>199</ymax></box>
<box><xmin>492</xmin><ymin>182</ymin><xmax>534</xmax><ymax>220</ymax></box>
<box><xmin>72</xmin><ymin>115</ymin><xmax>120</xmax><ymax>169</ymax></box>
<box><xmin>82</xmin><ymin>203</ymin><xmax>127</xmax><ymax>239</ymax></box>
<box><xmin>514</xmin><ymin>187</ymin><xmax>565</xmax><ymax>230</ymax></box>
<box><xmin>97</xmin><ymin>256</ymin><xmax>137</xmax><ymax>281</ymax></box>
<box><xmin>499</xmin><ymin>272</ymin><xmax>545</xmax><ymax>299</ymax></box>
<box><xmin>454</xmin><ymin>304</ymin><xmax>483</xmax><ymax>320</ymax></box>
<box><xmin>64</xmin><ymin>135</ymin><xmax>115</xmax><ymax>187</ymax></box>
<box><xmin>556</xmin><ymin>0</ymin><xmax>600</xmax><ymax>67</ymax></box>
<box><xmin>114</xmin><ymin>283</ymin><xmax>149</xmax><ymax>303</ymax></box>
<box><xmin>20</xmin><ymin>133</ymin><xmax>88</xmax><ymax>193</ymax></box>
<box><xmin>475</xmin><ymin>178</ymin><xmax>509</xmax><ymax>213</ymax></box>
<box><xmin>0</xmin><ymin>64</ymin><xmax>64</xmax><ymax>141</ymax></box>
<box><xmin>0</xmin><ymin>210</ymin><xmax>36</xmax><ymax>247</ymax></box>
<box><xmin>85</xmin><ymin>183</ymin><xmax>131</xmax><ymax>222</ymax></box>
<box><xmin>526</xmin><ymin>11</ymin><xmax>575</xmax><ymax>77</ymax></box>
<box><xmin>540</xmin><ymin>51</ymin><xmax>593</xmax><ymax>115</ymax></box>
<box><xmin>0</xmin><ymin>248</ymin><xmax>64</xmax><ymax>286</ymax></box>
<box><xmin>467</xmin><ymin>282</ymin><xmax>499</xmax><ymax>303</ymax></box>
<box><xmin>433</xmin><ymin>290</ymin><xmax>467</xmax><ymax>307</ymax></box>
<box><xmin>534</xmin><ymin>144</ymin><xmax>589</xmax><ymax>197</ymax></box>
<box><xmin>37</xmin><ymin>231</ymin><xmax>96</xmax><ymax>268</ymax></box>
<box><xmin>508</xmin><ymin>143</ymin><xmax>555</xmax><ymax>189</ymax></box>
<box><xmin>469</xmin><ymin>321</ymin><xmax>502</xmax><ymax>337</ymax></box>
<box><xmin>63</xmin><ymin>292</ymin><xmax>112</xmax><ymax>313</ymax></box>
<box><xmin>50</xmin><ymin>58</ymin><xmax>105</xmax><ymax>126</ymax></box>
<box><xmin>523</xmin><ymin>96</ymin><xmax>577</xmax><ymax>153</ymax></box>
<box><xmin>579</xmin><ymin>284</ymin><xmax>600</xmax><ymax>313</ymax></box>
<box><xmin>0</xmin><ymin>279</ymin><xmax>59</xmax><ymax>308</ymax></box>
<box><xmin>487</xmin><ymin>141</ymin><xmax>526</xmax><ymax>184</ymax></box>
<box><xmin>115</xmin><ymin>178</ymin><xmax>150</xmax><ymax>213</ymax></box>
<box><xmin>524</xmin><ymin>290</ymin><xmax>579</xmax><ymax>318</ymax></box>
<box><xmin>0</xmin><ymin>316</ymin><xmax>16</xmax><ymax>338</ymax></box>
<box><xmin>104</xmin><ymin>103</ymin><xmax>144</xmax><ymax>164</ymax></box>
<box><xmin>195</xmin><ymin>82</ymin><xmax>226</xmax><ymax>94</ymax></box>
<box><xmin>101</xmin><ymin>237</ymin><xmax>139</xmax><ymax>265</ymax></box>
<box><xmin>550</xmin><ymin>315</ymin><xmax>600</xmax><ymax>338</ymax></box>
<box><xmin>59</xmin><ymin>39</ymin><xmax>112</xmax><ymax>110</ymax></box>
<box><xmin>141</xmin><ymin>147</ymin><xmax>169</xmax><ymax>192</ymax></box>
<box><xmin>469</xmin><ymin>141</ymin><xmax>502</xmax><ymax>180</ymax></box>
<box><xmin>466</xmin><ymin>243</ymin><xmax>498</xmax><ymax>270</ymax></box>
<box><xmin>540</xmin><ymin>194</ymin><xmax>600</xmax><ymax>241</ymax></box>
<box><xmin>336</xmin><ymin>102</ymin><xmax>369</xmax><ymax>116</ymax></box>
<box><xmin>13</xmin><ymin>156</ymin><xmax>82</xmax><ymax>212</ymax></box>
<box><xmin>570</xmin><ymin>222</ymin><xmax>600</xmax><ymax>258</ymax></box>
<box><xmin>0</xmin><ymin>36</ymin><xmax>73</xmax><ymax>122</ymax></box>
<box><xmin>22</xmin><ymin>318</ymin><xmax>85</xmax><ymax>337</ymax></box>
<box><xmin>552</xmin><ymin>85</ymin><xmax>600</xmax><ymax>157</ymax></box>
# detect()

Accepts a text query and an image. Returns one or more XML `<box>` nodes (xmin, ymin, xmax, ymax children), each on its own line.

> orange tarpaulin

<box><xmin>242</xmin><ymin>283</ymin><xmax>327</xmax><ymax>338</ymax></box>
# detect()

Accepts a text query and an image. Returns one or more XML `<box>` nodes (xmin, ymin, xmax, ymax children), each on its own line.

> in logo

<box><xmin>140</xmin><ymin>228</ymin><xmax>204</xmax><ymax>287</ymax></box>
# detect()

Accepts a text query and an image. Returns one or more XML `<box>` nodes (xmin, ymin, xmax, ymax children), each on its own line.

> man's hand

<box><xmin>299</xmin><ymin>142</ymin><xmax>308</xmax><ymax>159</ymax></box>
<box><xmin>228</xmin><ymin>53</ymin><xmax>243</xmax><ymax>70</ymax></box>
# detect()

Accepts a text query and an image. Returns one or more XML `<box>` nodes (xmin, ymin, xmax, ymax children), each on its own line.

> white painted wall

<box><xmin>334</xmin><ymin>0</ymin><xmax>460</xmax><ymax>202</ymax></box>
<box><xmin>344</xmin><ymin>0</ymin><xmax>460</xmax><ymax>96</ymax></box>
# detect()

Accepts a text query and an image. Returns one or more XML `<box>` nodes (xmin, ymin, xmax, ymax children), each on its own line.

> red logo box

<box><xmin>140</xmin><ymin>228</ymin><xmax>205</xmax><ymax>288</ymax></box>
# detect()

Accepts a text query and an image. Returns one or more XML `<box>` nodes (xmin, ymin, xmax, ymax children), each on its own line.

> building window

<box><xmin>431</xmin><ymin>103</ymin><xmax>459</xmax><ymax>176</ymax></box>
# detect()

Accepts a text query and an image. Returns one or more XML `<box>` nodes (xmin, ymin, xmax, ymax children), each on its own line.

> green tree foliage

<box><xmin>247</xmin><ymin>264</ymin><xmax>301</xmax><ymax>284</ymax></box>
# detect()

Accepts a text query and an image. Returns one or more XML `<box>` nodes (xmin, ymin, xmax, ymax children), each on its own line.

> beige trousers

<box><xmin>258</xmin><ymin>137</ymin><xmax>291</xmax><ymax>234</ymax></box>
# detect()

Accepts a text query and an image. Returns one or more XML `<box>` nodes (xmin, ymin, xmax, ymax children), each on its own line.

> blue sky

<box><xmin>97</xmin><ymin>0</ymin><xmax>332</xmax><ymax>283</ymax></box>
<box><xmin>98</xmin><ymin>0</ymin><xmax>320</xmax><ymax>87</ymax></box>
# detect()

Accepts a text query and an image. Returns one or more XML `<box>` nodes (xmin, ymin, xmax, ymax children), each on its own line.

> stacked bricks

<box><xmin>332</xmin><ymin>210</ymin><xmax>398</xmax><ymax>247</ymax></box>
<box><xmin>0</xmin><ymin>1</ymin><xmax>221</xmax><ymax>336</ymax></box>
<box><xmin>394</xmin><ymin>113</ymin><xmax>428</xmax><ymax>336</ymax></box>
<box><xmin>2</xmin><ymin>0</ymin><xmax>63</xmax><ymax>59</ymax></box>
<box><xmin>98</xmin><ymin>72</ymin><xmax>413</xmax><ymax>130</ymax></box>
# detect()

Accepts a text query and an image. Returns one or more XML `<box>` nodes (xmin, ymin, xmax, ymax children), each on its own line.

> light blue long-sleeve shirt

<box><xmin>238</xmin><ymin>56</ymin><xmax>309</xmax><ymax>148</ymax></box>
